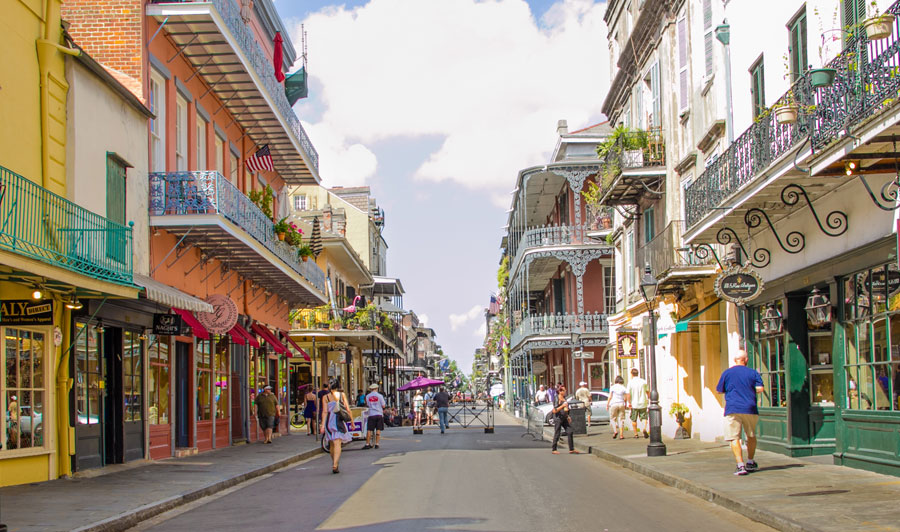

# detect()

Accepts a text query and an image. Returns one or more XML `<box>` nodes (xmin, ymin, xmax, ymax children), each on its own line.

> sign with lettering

<box><xmin>153</xmin><ymin>313</ymin><xmax>183</xmax><ymax>335</ymax></box>
<box><xmin>616</xmin><ymin>332</ymin><xmax>638</xmax><ymax>359</ymax></box>
<box><xmin>715</xmin><ymin>265</ymin><xmax>764</xmax><ymax>305</ymax></box>
<box><xmin>197</xmin><ymin>294</ymin><xmax>239</xmax><ymax>335</ymax></box>
<box><xmin>572</xmin><ymin>350</ymin><xmax>594</xmax><ymax>360</ymax></box>
<box><xmin>0</xmin><ymin>300</ymin><xmax>54</xmax><ymax>325</ymax></box>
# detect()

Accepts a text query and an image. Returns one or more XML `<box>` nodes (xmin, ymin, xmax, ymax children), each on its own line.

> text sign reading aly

<box><xmin>0</xmin><ymin>300</ymin><xmax>54</xmax><ymax>325</ymax></box>
<box><xmin>714</xmin><ymin>266</ymin><xmax>764</xmax><ymax>305</ymax></box>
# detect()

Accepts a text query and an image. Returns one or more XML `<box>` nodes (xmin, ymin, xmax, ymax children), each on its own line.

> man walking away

<box><xmin>534</xmin><ymin>384</ymin><xmax>549</xmax><ymax>405</ymax></box>
<box><xmin>433</xmin><ymin>387</ymin><xmax>452</xmax><ymax>434</ymax></box>
<box><xmin>550</xmin><ymin>385</ymin><xmax>579</xmax><ymax>454</ymax></box>
<box><xmin>363</xmin><ymin>383</ymin><xmax>386</xmax><ymax>449</ymax></box>
<box><xmin>254</xmin><ymin>385</ymin><xmax>278</xmax><ymax>444</ymax></box>
<box><xmin>574</xmin><ymin>381</ymin><xmax>592</xmax><ymax>426</ymax></box>
<box><xmin>627</xmin><ymin>369</ymin><xmax>649</xmax><ymax>438</ymax></box>
<box><xmin>716</xmin><ymin>350</ymin><xmax>764</xmax><ymax>476</ymax></box>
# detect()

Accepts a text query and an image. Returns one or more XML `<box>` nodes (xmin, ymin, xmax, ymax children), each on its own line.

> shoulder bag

<box><xmin>334</xmin><ymin>392</ymin><xmax>352</xmax><ymax>423</ymax></box>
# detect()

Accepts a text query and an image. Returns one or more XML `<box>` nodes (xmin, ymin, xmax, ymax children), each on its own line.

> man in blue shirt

<box><xmin>716</xmin><ymin>350</ymin><xmax>764</xmax><ymax>476</ymax></box>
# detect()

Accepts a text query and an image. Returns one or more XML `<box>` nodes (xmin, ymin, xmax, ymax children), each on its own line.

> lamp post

<box><xmin>639</xmin><ymin>265</ymin><xmax>667</xmax><ymax>457</ymax></box>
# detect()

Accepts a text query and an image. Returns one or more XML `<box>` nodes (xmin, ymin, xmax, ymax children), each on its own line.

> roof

<box><xmin>372</xmin><ymin>276</ymin><xmax>405</xmax><ymax>294</ymax></box>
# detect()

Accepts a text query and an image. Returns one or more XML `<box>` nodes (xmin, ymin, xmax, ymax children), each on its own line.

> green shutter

<box><xmin>106</xmin><ymin>155</ymin><xmax>127</xmax><ymax>261</ymax></box>
<box><xmin>842</xmin><ymin>0</ymin><xmax>867</xmax><ymax>44</ymax></box>
<box><xmin>789</xmin><ymin>10</ymin><xmax>808</xmax><ymax>82</ymax></box>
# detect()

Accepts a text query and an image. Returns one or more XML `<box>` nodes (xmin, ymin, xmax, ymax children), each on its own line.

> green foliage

<box><xmin>286</xmin><ymin>229</ymin><xmax>303</xmax><ymax>247</ymax></box>
<box><xmin>274</xmin><ymin>217</ymin><xmax>290</xmax><ymax>233</ymax></box>
<box><xmin>297</xmin><ymin>244</ymin><xmax>313</xmax><ymax>258</ymax></box>
<box><xmin>248</xmin><ymin>185</ymin><xmax>275</xmax><ymax>219</ymax></box>
<box><xmin>497</xmin><ymin>256</ymin><xmax>509</xmax><ymax>290</ymax></box>
<box><xmin>669</xmin><ymin>402</ymin><xmax>690</xmax><ymax>416</ymax></box>
<box><xmin>596</xmin><ymin>125</ymin><xmax>650</xmax><ymax>190</ymax></box>
<box><xmin>580</xmin><ymin>180</ymin><xmax>603</xmax><ymax>208</ymax></box>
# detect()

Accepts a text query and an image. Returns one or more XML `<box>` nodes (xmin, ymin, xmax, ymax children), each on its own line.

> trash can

<box><xmin>569</xmin><ymin>403</ymin><xmax>587</xmax><ymax>435</ymax></box>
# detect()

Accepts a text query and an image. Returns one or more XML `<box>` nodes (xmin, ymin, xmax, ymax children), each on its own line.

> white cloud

<box><xmin>449</xmin><ymin>304</ymin><xmax>483</xmax><ymax>332</ymax></box>
<box><xmin>474</xmin><ymin>322</ymin><xmax>487</xmax><ymax>338</ymax></box>
<box><xmin>292</xmin><ymin>0</ymin><xmax>609</xmax><ymax>191</ymax></box>
<box><xmin>418</xmin><ymin>313</ymin><xmax>430</xmax><ymax>327</ymax></box>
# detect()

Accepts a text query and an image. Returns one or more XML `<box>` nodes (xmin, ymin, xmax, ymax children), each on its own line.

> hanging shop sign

<box><xmin>0</xmin><ymin>299</ymin><xmax>54</xmax><ymax>325</ymax></box>
<box><xmin>714</xmin><ymin>265</ymin><xmax>764</xmax><ymax>305</ymax></box>
<box><xmin>197</xmin><ymin>294</ymin><xmax>239</xmax><ymax>335</ymax></box>
<box><xmin>616</xmin><ymin>332</ymin><xmax>638</xmax><ymax>359</ymax></box>
<box><xmin>572</xmin><ymin>350</ymin><xmax>594</xmax><ymax>360</ymax></box>
<box><xmin>153</xmin><ymin>313</ymin><xmax>183</xmax><ymax>335</ymax></box>
<box><xmin>532</xmin><ymin>361</ymin><xmax>548</xmax><ymax>374</ymax></box>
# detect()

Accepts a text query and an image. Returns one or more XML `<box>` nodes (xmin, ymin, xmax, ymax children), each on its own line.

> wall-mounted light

<box><xmin>95</xmin><ymin>320</ymin><xmax>105</xmax><ymax>334</ymax></box>
<box><xmin>31</xmin><ymin>287</ymin><xmax>43</xmax><ymax>300</ymax></box>
<box><xmin>804</xmin><ymin>288</ymin><xmax>833</xmax><ymax>326</ymax></box>
<box><xmin>761</xmin><ymin>303</ymin><xmax>783</xmax><ymax>334</ymax></box>
<box><xmin>138</xmin><ymin>328</ymin><xmax>148</xmax><ymax>341</ymax></box>
<box><xmin>65</xmin><ymin>296</ymin><xmax>83</xmax><ymax>310</ymax></box>
<box><xmin>844</xmin><ymin>160</ymin><xmax>860</xmax><ymax>175</ymax></box>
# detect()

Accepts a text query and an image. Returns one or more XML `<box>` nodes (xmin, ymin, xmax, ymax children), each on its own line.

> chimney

<box><xmin>557</xmin><ymin>119</ymin><xmax>568</xmax><ymax>135</ymax></box>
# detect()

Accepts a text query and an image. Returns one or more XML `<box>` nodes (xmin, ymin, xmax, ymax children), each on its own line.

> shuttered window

<box><xmin>678</xmin><ymin>17</ymin><xmax>689</xmax><ymax>111</ymax></box>
<box><xmin>750</xmin><ymin>57</ymin><xmax>766</xmax><ymax>119</ymax></box>
<box><xmin>650</xmin><ymin>62</ymin><xmax>661</xmax><ymax>127</ymax></box>
<box><xmin>643</xmin><ymin>206</ymin><xmax>655</xmax><ymax>244</ymax></box>
<box><xmin>788</xmin><ymin>9</ymin><xmax>808</xmax><ymax>83</ymax></box>
<box><xmin>106</xmin><ymin>155</ymin><xmax>127</xmax><ymax>260</ymax></box>
<box><xmin>842</xmin><ymin>0</ymin><xmax>867</xmax><ymax>45</ymax></box>
<box><xmin>703</xmin><ymin>0</ymin><xmax>714</xmax><ymax>76</ymax></box>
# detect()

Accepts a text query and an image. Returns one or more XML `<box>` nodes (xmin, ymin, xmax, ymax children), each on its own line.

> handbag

<box><xmin>334</xmin><ymin>393</ymin><xmax>352</xmax><ymax>423</ymax></box>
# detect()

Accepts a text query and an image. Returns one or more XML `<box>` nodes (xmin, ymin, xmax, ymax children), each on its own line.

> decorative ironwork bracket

<box><xmin>691</xmin><ymin>243</ymin><xmax>724</xmax><ymax>269</ymax></box>
<box><xmin>716</xmin><ymin>227</ymin><xmax>771</xmax><ymax>268</ymax></box>
<box><xmin>858</xmin><ymin>174</ymin><xmax>900</xmax><ymax>210</ymax></box>
<box><xmin>614</xmin><ymin>204</ymin><xmax>638</xmax><ymax>221</ymax></box>
<box><xmin>781</xmin><ymin>184</ymin><xmax>848</xmax><ymax>236</ymax></box>
<box><xmin>745</xmin><ymin>208</ymin><xmax>805</xmax><ymax>254</ymax></box>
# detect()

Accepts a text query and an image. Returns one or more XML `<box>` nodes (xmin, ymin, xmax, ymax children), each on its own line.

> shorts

<box><xmin>609</xmin><ymin>404</ymin><xmax>626</xmax><ymax>421</ymax></box>
<box><xmin>630</xmin><ymin>408</ymin><xmax>648</xmax><ymax>422</ymax></box>
<box><xmin>724</xmin><ymin>414</ymin><xmax>758</xmax><ymax>441</ymax></box>
<box><xmin>366</xmin><ymin>415</ymin><xmax>385</xmax><ymax>432</ymax></box>
<box><xmin>258</xmin><ymin>416</ymin><xmax>275</xmax><ymax>430</ymax></box>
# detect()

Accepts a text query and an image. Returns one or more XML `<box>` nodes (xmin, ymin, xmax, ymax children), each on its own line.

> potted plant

<box><xmin>810</xmin><ymin>7</ymin><xmax>840</xmax><ymax>88</ymax></box>
<box><xmin>297</xmin><ymin>244</ymin><xmax>313</xmax><ymax>262</ymax></box>
<box><xmin>863</xmin><ymin>1</ymin><xmax>896</xmax><ymax>41</ymax></box>
<box><xmin>774</xmin><ymin>88</ymin><xmax>800</xmax><ymax>124</ymax></box>
<box><xmin>669</xmin><ymin>402</ymin><xmax>690</xmax><ymax>439</ymax></box>
<box><xmin>248</xmin><ymin>184</ymin><xmax>274</xmax><ymax>219</ymax></box>
<box><xmin>273</xmin><ymin>217</ymin><xmax>289</xmax><ymax>240</ymax></box>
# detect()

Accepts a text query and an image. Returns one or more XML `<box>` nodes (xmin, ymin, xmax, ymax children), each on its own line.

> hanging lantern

<box><xmin>762</xmin><ymin>303</ymin><xmax>783</xmax><ymax>334</ymax></box>
<box><xmin>804</xmin><ymin>288</ymin><xmax>832</xmax><ymax>326</ymax></box>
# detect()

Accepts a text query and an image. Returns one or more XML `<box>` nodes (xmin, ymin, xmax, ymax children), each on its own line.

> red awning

<box><xmin>251</xmin><ymin>323</ymin><xmax>287</xmax><ymax>355</ymax></box>
<box><xmin>173</xmin><ymin>308</ymin><xmax>209</xmax><ymax>340</ymax></box>
<box><xmin>232</xmin><ymin>323</ymin><xmax>260</xmax><ymax>348</ymax></box>
<box><xmin>280</xmin><ymin>330</ymin><xmax>311</xmax><ymax>361</ymax></box>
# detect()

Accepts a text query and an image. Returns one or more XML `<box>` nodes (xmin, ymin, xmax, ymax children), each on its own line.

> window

<box><xmin>625</xmin><ymin>230</ymin><xmax>635</xmax><ymax>293</ymax></box>
<box><xmin>3</xmin><ymin>328</ymin><xmax>47</xmax><ymax>451</ymax></box>
<box><xmin>603</xmin><ymin>265</ymin><xmax>616</xmax><ymax>313</ymax></box>
<box><xmin>229</xmin><ymin>152</ymin><xmax>239</xmax><ymax>186</ymax></box>
<box><xmin>557</xmin><ymin>189</ymin><xmax>569</xmax><ymax>225</ymax></box>
<box><xmin>175</xmin><ymin>95</ymin><xmax>188</xmax><ymax>171</ymax></box>
<box><xmin>148</xmin><ymin>335</ymin><xmax>170</xmax><ymax>425</ymax></box>
<box><xmin>749</xmin><ymin>302</ymin><xmax>786</xmax><ymax>408</ymax></box>
<box><xmin>215</xmin><ymin>135</ymin><xmax>225</xmax><ymax>175</ymax></box>
<box><xmin>750</xmin><ymin>57</ymin><xmax>766</xmax><ymax>119</ymax></box>
<box><xmin>633</xmin><ymin>82</ymin><xmax>644</xmax><ymax>129</ymax></box>
<box><xmin>842</xmin><ymin>0</ymin><xmax>867</xmax><ymax>45</ymax></box>
<box><xmin>678</xmin><ymin>16</ymin><xmax>690</xmax><ymax>112</ymax></box>
<box><xmin>150</xmin><ymin>71</ymin><xmax>166</xmax><ymax>172</ymax></box>
<box><xmin>196</xmin><ymin>115</ymin><xmax>207</xmax><ymax>171</ymax></box>
<box><xmin>703</xmin><ymin>0</ymin><xmax>714</xmax><ymax>77</ymax></box>
<box><xmin>106</xmin><ymin>155</ymin><xmax>127</xmax><ymax>259</ymax></box>
<box><xmin>843</xmin><ymin>263</ymin><xmax>900</xmax><ymax>411</ymax></box>
<box><xmin>123</xmin><ymin>330</ymin><xmax>142</xmax><ymax>422</ymax></box>
<box><xmin>646</xmin><ymin>62</ymin><xmax>661</xmax><ymax>128</ymax></box>
<box><xmin>197</xmin><ymin>339</ymin><xmax>212</xmax><ymax>421</ymax></box>
<box><xmin>74</xmin><ymin>321</ymin><xmax>101</xmax><ymax>426</ymax></box>
<box><xmin>788</xmin><ymin>8</ymin><xmax>808</xmax><ymax>83</ymax></box>
<box><xmin>643</xmin><ymin>206</ymin><xmax>655</xmax><ymax>244</ymax></box>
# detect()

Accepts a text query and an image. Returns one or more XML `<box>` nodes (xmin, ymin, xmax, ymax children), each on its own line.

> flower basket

<box><xmin>864</xmin><ymin>14</ymin><xmax>895</xmax><ymax>41</ymax></box>
<box><xmin>808</xmin><ymin>68</ymin><xmax>837</xmax><ymax>88</ymax></box>
<box><xmin>774</xmin><ymin>105</ymin><xmax>799</xmax><ymax>124</ymax></box>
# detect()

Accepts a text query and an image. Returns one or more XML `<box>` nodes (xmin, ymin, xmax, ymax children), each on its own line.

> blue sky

<box><xmin>273</xmin><ymin>0</ymin><xmax>609</xmax><ymax>373</ymax></box>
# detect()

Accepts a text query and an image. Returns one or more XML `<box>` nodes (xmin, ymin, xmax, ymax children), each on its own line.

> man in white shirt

<box><xmin>534</xmin><ymin>384</ymin><xmax>549</xmax><ymax>405</ymax></box>
<box><xmin>362</xmin><ymin>383</ymin><xmax>386</xmax><ymax>449</ymax></box>
<box><xmin>574</xmin><ymin>381</ymin><xmax>592</xmax><ymax>426</ymax></box>
<box><xmin>627</xmin><ymin>368</ymin><xmax>649</xmax><ymax>438</ymax></box>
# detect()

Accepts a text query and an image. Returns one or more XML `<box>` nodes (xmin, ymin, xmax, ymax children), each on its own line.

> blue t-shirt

<box><xmin>716</xmin><ymin>365</ymin><xmax>764</xmax><ymax>415</ymax></box>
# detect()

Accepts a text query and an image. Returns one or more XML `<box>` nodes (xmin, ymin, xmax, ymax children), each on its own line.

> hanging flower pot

<box><xmin>864</xmin><ymin>14</ymin><xmax>896</xmax><ymax>41</ymax></box>
<box><xmin>277</xmin><ymin>232</ymin><xmax>286</xmax><ymax>241</ymax></box>
<box><xmin>774</xmin><ymin>105</ymin><xmax>799</xmax><ymax>124</ymax></box>
<box><xmin>808</xmin><ymin>68</ymin><xmax>837</xmax><ymax>88</ymax></box>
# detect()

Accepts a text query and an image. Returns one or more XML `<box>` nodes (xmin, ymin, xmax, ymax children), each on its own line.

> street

<box><xmin>129</xmin><ymin>415</ymin><xmax>774</xmax><ymax>532</ymax></box>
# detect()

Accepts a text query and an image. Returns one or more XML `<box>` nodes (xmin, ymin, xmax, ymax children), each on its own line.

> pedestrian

<box><xmin>362</xmin><ymin>383</ymin><xmax>386</xmax><ymax>449</ymax></box>
<box><xmin>413</xmin><ymin>390</ymin><xmax>425</xmax><ymax>428</ymax></box>
<box><xmin>574</xmin><ymin>381</ymin><xmax>592</xmax><ymax>426</ymax></box>
<box><xmin>534</xmin><ymin>384</ymin><xmax>549</xmax><ymax>405</ymax></box>
<box><xmin>607</xmin><ymin>376</ymin><xmax>628</xmax><ymax>440</ymax></box>
<box><xmin>547</xmin><ymin>382</ymin><xmax>557</xmax><ymax>405</ymax></box>
<box><xmin>303</xmin><ymin>386</ymin><xmax>318</xmax><ymax>435</ymax></box>
<box><xmin>254</xmin><ymin>385</ymin><xmax>278</xmax><ymax>444</ymax></box>
<box><xmin>356</xmin><ymin>389</ymin><xmax>366</xmax><ymax>407</ymax></box>
<box><xmin>433</xmin><ymin>386</ymin><xmax>452</xmax><ymax>434</ymax></box>
<box><xmin>550</xmin><ymin>385</ymin><xmax>579</xmax><ymax>454</ymax></box>
<box><xmin>626</xmin><ymin>368</ymin><xmax>649</xmax><ymax>438</ymax></box>
<box><xmin>321</xmin><ymin>380</ymin><xmax>353</xmax><ymax>474</ymax></box>
<box><xmin>716</xmin><ymin>349</ymin><xmax>764</xmax><ymax>476</ymax></box>
<box><xmin>424</xmin><ymin>388</ymin><xmax>435</xmax><ymax>425</ymax></box>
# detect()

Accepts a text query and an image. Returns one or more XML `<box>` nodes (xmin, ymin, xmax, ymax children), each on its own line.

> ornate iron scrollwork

<box><xmin>716</xmin><ymin>227</ymin><xmax>771</xmax><ymax>268</ymax></box>
<box><xmin>744</xmin><ymin>208</ymin><xmax>804</xmax><ymax>254</ymax></box>
<box><xmin>692</xmin><ymin>243</ymin><xmax>724</xmax><ymax>269</ymax></box>
<box><xmin>781</xmin><ymin>184</ymin><xmax>848</xmax><ymax>236</ymax></box>
<box><xmin>857</xmin><ymin>174</ymin><xmax>900</xmax><ymax>210</ymax></box>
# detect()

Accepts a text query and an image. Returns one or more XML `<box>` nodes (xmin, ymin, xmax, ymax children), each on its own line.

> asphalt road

<box><xmin>130</xmin><ymin>414</ymin><xmax>775</xmax><ymax>532</ymax></box>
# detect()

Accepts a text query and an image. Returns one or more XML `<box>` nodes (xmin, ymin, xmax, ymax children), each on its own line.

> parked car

<box><xmin>534</xmin><ymin>391</ymin><xmax>610</xmax><ymax>426</ymax></box>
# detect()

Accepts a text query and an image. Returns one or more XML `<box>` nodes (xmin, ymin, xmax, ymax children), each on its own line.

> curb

<box><xmin>71</xmin><ymin>445</ymin><xmax>323</xmax><ymax>532</ymax></box>
<box><xmin>510</xmin><ymin>413</ymin><xmax>822</xmax><ymax>532</ymax></box>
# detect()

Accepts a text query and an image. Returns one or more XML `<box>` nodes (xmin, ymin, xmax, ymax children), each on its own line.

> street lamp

<box><xmin>639</xmin><ymin>264</ymin><xmax>667</xmax><ymax>457</ymax></box>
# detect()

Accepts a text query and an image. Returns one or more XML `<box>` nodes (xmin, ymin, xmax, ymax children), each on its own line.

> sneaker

<box><xmin>734</xmin><ymin>464</ymin><xmax>749</xmax><ymax>476</ymax></box>
<box><xmin>643</xmin><ymin>430</ymin><xmax>649</xmax><ymax>438</ymax></box>
<box><xmin>362</xmin><ymin>444</ymin><xmax>372</xmax><ymax>450</ymax></box>
<box><xmin>745</xmin><ymin>460</ymin><xmax>759</xmax><ymax>472</ymax></box>
<box><xmin>374</xmin><ymin>444</ymin><xmax>380</xmax><ymax>449</ymax></box>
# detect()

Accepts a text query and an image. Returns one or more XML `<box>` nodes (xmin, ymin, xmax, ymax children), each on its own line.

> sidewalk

<box><xmin>506</xmin><ymin>411</ymin><xmax>900</xmax><ymax>532</ymax></box>
<box><xmin>0</xmin><ymin>433</ymin><xmax>322</xmax><ymax>532</ymax></box>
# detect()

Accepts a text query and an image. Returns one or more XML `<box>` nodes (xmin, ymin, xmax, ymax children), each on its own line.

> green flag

<box><xmin>285</xmin><ymin>67</ymin><xmax>308</xmax><ymax>106</ymax></box>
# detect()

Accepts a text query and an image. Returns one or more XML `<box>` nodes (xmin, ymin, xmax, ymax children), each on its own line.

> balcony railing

<box><xmin>602</xmin><ymin>129</ymin><xmax>665</xmax><ymax>182</ymax></box>
<box><xmin>510</xmin><ymin>224</ymin><xmax>609</xmax><ymax>267</ymax></box>
<box><xmin>150</xmin><ymin>0</ymin><xmax>318</xmax><ymax>172</ymax></box>
<box><xmin>293</xmin><ymin>307</ymin><xmax>403</xmax><ymax>347</ymax></box>
<box><xmin>684</xmin><ymin>0</ymin><xmax>900</xmax><ymax>231</ymax></box>
<box><xmin>635</xmin><ymin>220</ymin><xmax>720</xmax><ymax>281</ymax></box>
<box><xmin>149</xmin><ymin>171</ymin><xmax>325</xmax><ymax>292</ymax></box>
<box><xmin>511</xmin><ymin>312</ymin><xmax>608</xmax><ymax>349</ymax></box>
<box><xmin>0</xmin><ymin>165</ymin><xmax>133</xmax><ymax>285</ymax></box>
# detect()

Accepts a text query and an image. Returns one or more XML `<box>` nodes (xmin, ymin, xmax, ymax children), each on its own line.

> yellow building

<box><xmin>1</xmin><ymin>0</ymin><xmax>139</xmax><ymax>486</ymax></box>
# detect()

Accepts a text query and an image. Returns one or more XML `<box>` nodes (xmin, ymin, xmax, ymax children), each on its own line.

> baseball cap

<box><xmin>368</xmin><ymin>384</ymin><xmax>379</xmax><ymax>390</ymax></box>
<box><xmin>579</xmin><ymin>381</ymin><xmax>587</xmax><ymax>386</ymax></box>
<box><xmin>264</xmin><ymin>385</ymin><xmax>272</xmax><ymax>390</ymax></box>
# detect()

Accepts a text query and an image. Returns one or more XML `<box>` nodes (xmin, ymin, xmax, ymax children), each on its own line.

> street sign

<box><xmin>572</xmin><ymin>350</ymin><xmax>594</xmax><ymax>360</ymax></box>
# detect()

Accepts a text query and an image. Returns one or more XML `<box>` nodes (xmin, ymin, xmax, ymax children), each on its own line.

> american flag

<box><xmin>488</xmin><ymin>295</ymin><xmax>500</xmax><ymax>315</ymax></box>
<box><xmin>245</xmin><ymin>145</ymin><xmax>274</xmax><ymax>173</ymax></box>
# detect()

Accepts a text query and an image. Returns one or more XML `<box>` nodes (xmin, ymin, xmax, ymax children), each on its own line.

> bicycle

<box><xmin>290</xmin><ymin>411</ymin><xmax>308</xmax><ymax>430</ymax></box>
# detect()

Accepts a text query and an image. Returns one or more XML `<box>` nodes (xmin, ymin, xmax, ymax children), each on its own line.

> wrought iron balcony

<box><xmin>635</xmin><ymin>220</ymin><xmax>720</xmax><ymax>286</ymax></box>
<box><xmin>509</xmin><ymin>224</ymin><xmax>610</xmax><ymax>271</ymax></box>
<box><xmin>147</xmin><ymin>0</ymin><xmax>318</xmax><ymax>182</ymax></box>
<box><xmin>684</xmin><ymin>0</ymin><xmax>900</xmax><ymax>232</ymax></box>
<box><xmin>0</xmin><ymin>165</ymin><xmax>133</xmax><ymax>285</ymax></box>
<box><xmin>149</xmin><ymin>171</ymin><xmax>326</xmax><ymax>304</ymax></box>
<box><xmin>600</xmin><ymin>128</ymin><xmax>666</xmax><ymax>206</ymax></box>
<box><xmin>511</xmin><ymin>312</ymin><xmax>608</xmax><ymax>350</ymax></box>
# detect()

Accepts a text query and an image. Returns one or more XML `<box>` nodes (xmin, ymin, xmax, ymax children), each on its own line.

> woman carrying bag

<box><xmin>320</xmin><ymin>380</ymin><xmax>353</xmax><ymax>473</ymax></box>
<box><xmin>550</xmin><ymin>385</ymin><xmax>579</xmax><ymax>455</ymax></box>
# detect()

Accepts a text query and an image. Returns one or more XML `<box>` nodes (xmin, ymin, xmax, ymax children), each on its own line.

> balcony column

<box><xmin>557</xmin><ymin>167</ymin><xmax>595</xmax><ymax>242</ymax></box>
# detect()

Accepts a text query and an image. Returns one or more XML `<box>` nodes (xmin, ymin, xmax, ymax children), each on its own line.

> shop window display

<box><xmin>123</xmin><ymin>330</ymin><xmax>142</xmax><ymax>422</ymax></box>
<box><xmin>3</xmin><ymin>328</ymin><xmax>46</xmax><ymax>451</ymax></box>
<box><xmin>749</xmin><ymin>302</ymin><xmax>786</xmax><ymax>407</ymax></box>
<box><xmin>214</xmin><ymin>336</ymin><xmax>229</xmax><ymax>420</ymax></box>
<box><xmin>74</xmin><ymin>322</ymin><xmax>101</xmax><ymax>426</ymax></box>
<box><xmin>197</xmin><ymin>339</ymin><xmax>212</xmax><ymax>421</ymax></box>
<box><xmin>148</xmin><ymin>336</ymin><xmax>170</xmax><ymax>425</ymax></box>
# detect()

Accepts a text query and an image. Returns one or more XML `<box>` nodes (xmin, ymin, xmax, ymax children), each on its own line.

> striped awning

<box><xmin>133</xmin><ymin>274</ymin><xmax>214</xmax><ymax>313</ymax></box>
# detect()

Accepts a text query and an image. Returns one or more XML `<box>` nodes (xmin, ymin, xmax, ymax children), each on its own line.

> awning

<box><xmin>173</xmin><ymin>308</ymin><xmax>209</xmax><ymax>340</ymax></box>
<box><xmin>232</xmin><ymin>323</ymin><xmax>260</xmax><ymax>348</ymax></box>
<box><xmin>280</xmin><ymin>330</ymin><xmax>311</xmax><ymax>361</ymax></box>
<box><xmin>251</xmin><ymin>323</ymin><xmax>287</xmax><ymax>355</ymax></box>
<box><xmin>675</xmin><ymin>299</ymin><xmax>722</xmax><ymax>333</ymax></box>
<box><xmin>133</xmin><ymin>274</ymin><xmax>214</xmax><ymax>313</ymax></box>
<box><xmin>377</xmin><ymin>300</ymin><xmax>403</xmax><ymax>313</ymax></box>
<box><xmin>227</xmin><ymin>327</ymin><xmax>245</xmax><ymax>346</ymax></box>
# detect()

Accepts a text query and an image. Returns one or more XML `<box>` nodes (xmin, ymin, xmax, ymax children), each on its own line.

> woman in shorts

<box><xmin>607</xmin><ymin>375</ymin><xmax>628</xmax><ymax>439</ymax></box>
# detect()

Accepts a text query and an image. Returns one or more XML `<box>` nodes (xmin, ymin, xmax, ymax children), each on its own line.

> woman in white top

<box><xmin>413</xmin><ymin>390</ymin><xmax>425</xmax><ymax>428</ymax></box>
<box><xmin>320</xmin><ymin>380</ymin><xmax>353</xmax><ymax>473</ymax></box>
<box><xmin>607</xmin><ymin>375</ymin><xmax>628</xmax><ymax>440</ymax></box>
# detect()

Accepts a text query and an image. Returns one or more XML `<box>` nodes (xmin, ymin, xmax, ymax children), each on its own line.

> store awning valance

<box><xmin>280</xmin><ymin>330</ymin><xmax>311</xmax><ymax>361</ymax></box>
<box><xmin>173</xmin><ymin>308</ymin><xmax>209</xmax><ymax>340</ymax></box>
<box><xmin>233</xmin><ymin>323</ymin><xmax>260</xmax><ymax>348</ymax></box>
<box><xmin>675</xmin><ymin>299</ymin><xmax>721</xmax><ymax>333</ymax></box>
<box><xmin>251</xmin><ymin>323</ymin><xmax>287</xmax><ymax>355</ymax></box>
<box><xmin>133</xmin><ymin>274</ymin><xmax>214</xmax><ymax>313</ymax></box>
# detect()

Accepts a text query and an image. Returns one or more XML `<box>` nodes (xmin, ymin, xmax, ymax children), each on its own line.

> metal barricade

<box><xmin>445</xmin><ymin>398</ymin><xmax>495</xmax><ymax>433</ymax></box>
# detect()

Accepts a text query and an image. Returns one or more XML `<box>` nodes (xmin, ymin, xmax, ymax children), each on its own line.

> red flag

<box><xmin>273</xmin><ymin>32</ymin><xmax>285</xmax><ymax>82</ymax></box>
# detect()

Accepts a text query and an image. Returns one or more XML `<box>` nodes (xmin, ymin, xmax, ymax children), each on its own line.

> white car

<box><xmin>533</xmin><ymin>392</ymin><xmax>610</xmax><ymax>425</ymax></box>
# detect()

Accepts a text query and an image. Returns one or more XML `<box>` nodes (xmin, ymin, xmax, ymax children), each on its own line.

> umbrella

<box><xmin>273</xmin><ymin>32</ymin><xmax>285</xmax><ymax>82</ymax></box>
<box><xmin>310</xmin><ymin>216</ymin><xmax>323</xmax><ymax>258</ymax></box>
<box><xmin>398</xmin><ymin>376</ymin><xmax>445</xmax><ymax>391</ymax></box>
